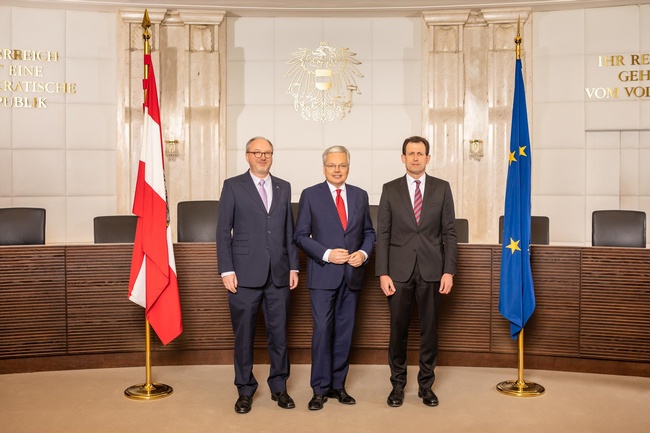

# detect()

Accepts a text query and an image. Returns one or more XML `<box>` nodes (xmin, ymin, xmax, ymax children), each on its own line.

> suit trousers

<box><xmin>387</xmin><ymin>260</ymin><xmax>440</xmax><ymax>389</ymax></box>
<box><xmin>309</xmin><ymin>282</ymin><xmax>359</xmax><ymax>394</ymax></box>
<box><xmin>228</xmin><ymin>272</ymin><xmax>291</xmax><ymax>397</ymax></box>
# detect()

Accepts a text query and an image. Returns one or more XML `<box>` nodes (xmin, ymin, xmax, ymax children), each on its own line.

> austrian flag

<box><xmin>128</xmin><ymin>53</ymin><xmax>182</xmax><ymax>345</ymax></box>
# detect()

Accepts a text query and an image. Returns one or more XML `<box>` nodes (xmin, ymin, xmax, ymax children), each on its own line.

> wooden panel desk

<box><xmin>1</xmin><ymin>244</ymin><xmax>649</xmax><ymax>376</ymax></box>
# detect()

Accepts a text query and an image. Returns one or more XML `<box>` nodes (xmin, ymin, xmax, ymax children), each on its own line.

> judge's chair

<box><xmin>455</xmin><ymin>218</ymin><xmax>469</xmax><ymax>243</ymax></box>
<box><xmin>177</xmin><ymin>200</ymin><xmax>219</xmax><ymax>242</ymax></box>
<box><xmin>0</xmin><ymin>207</ymin><xmax>46</xmax><ymax>245</ymax></box>
<box><xmin>93</xmin><ymin>215</ymin><xmax>137</xmax><ymax>244</ymax></box>
<box><xmin>592</xmin><ymin>210</ymin><xmax>646</xmax><ymax>248</ymax></box>
<box><xmin>499</xmin><ymin>215</ymin><xmax>550</xmax><ymax>245</ymax></box>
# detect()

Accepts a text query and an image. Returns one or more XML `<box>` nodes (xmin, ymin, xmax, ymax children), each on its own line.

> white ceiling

<box><xmin>6</xmin><ymin>0</ymin><xmax>650</xmax><ymax>16</ymax></box>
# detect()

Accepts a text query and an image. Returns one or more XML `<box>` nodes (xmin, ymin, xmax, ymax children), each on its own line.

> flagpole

<box><xmin>496</xmin><ymin>17</ymin><xmax>544</xmax><ymax>398</ymax></box>
<box><xmin>124</xmin><ymin>9</ymin><xmax>173</xmax><ymax>400</ymax></box>
<box><xmin>496</xmin><ymin>329</ymin><xmax>544</xmax><ymax>396</ymax></box>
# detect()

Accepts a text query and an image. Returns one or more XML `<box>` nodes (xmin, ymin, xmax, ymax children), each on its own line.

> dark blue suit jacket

<box><xmin>294</xmin><ymin>181</ymin><xmax>375</xmax><ymax>291</ymax></box>
<box><xmin>217</xmin><ymin>171</ymin><xmax>299</xmax><ymax>288</ymax></box>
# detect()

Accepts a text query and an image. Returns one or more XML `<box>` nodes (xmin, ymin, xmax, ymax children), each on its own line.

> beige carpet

<box><xmin>1</xmin><ymin>364</ymin><xmax>649</xmax><ymax>433</ymax></box>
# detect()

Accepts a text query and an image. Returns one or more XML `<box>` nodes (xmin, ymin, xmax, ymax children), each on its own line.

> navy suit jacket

<box><xmin>217</xmin><ymin>171</ymin><xmax>299</xmax><ymax>288</ymax></box>
<box><xmin>294</xmin><ymin>181</ymin><xmax>375</xmax><ymax>291</ymax></box>
<box><xmin>376</xmin><ymin>174</ymin><xmax>457</xmax><ymax>282</ymax></box>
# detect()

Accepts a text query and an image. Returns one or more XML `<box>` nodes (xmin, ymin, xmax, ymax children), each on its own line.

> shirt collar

<box><xmin>250</xmin><ymin>171</ymin><xmax>270</xmax><ymax>185</ymax></box>
<box><xmin>405</xmin><ymin>173</ymin><xmax>425</xmax><ymax>185</ymax></box>
<box><xmin>327</xmin><ymin>181</ymin><xmax>346</xmax><ymax>193</ymax></box>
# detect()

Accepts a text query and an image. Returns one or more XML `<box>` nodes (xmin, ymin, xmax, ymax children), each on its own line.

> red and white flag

<box><xmin>128</xmin><ymin>53</ymin><xmax>182</xmax><ymax>345</ymax></box>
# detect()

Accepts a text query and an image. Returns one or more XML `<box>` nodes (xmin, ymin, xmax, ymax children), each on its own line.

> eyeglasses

<box><xmin>324</xmin><ymin>163</ymin><xmax>349</xmax><ymax>170</ymax></box>
<box><xmin>246</xmin><ymin>151</ymin><xmax>273</xmax><ymax>159</ymax></box>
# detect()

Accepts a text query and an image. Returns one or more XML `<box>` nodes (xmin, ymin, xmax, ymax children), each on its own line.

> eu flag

<box><xmin>499</xmin><ymin>57</ymin><xmax>535</xmax><ymax>340</ymax></box>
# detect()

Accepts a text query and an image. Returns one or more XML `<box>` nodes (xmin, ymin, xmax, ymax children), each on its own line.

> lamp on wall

<box><xmin>469</xmin><ymin>139</ymin><xmax>484</xmax><ymax>161</ymax></box>
<box><xmin>284</xmin><ymin>42</ymin><xmax>363</xmax><ymax>122</ymax></box>
<box><xmin>165</xmin><ymin>139</ymin><xmax>180</xmax><ymax>160</ymax></box>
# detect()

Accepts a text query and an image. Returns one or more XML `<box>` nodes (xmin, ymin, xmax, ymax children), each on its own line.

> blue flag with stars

<box><xmin>499</xmin><ymin>57</ymin><xmax>535</xmax><ymax>340</ymax></box>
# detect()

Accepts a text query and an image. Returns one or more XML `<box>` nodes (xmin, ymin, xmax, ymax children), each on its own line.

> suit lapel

<box><xmin>242</xmin><ymin>171</ymin><xmax>268</xmax><ymax>213</ymax></box>
<box><xmin>268</xmin><ymin>174</ymin><xmax>282</xmax><ymax>214</ymax></box>
<box><xmin>345</xmin><ymin>186</ymin><xmax>356</xmax><ymax>231</ymax></box>
<box><xmin>420</xmin><ymin>174</ymin><xmax>434</xmax><ymax>223</ymax></box>
<box><xmin>398</xmin><ymin>176</ymin><xmax>418</xmax><ymax>227</ymax></box>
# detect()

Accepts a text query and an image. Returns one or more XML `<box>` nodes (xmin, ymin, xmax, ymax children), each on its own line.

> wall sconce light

<box><xmin>165</xmin><ymin>139</ymin><xmax>180</xmax><ymax>160</ymax></box>
<box><xmin>285</xmin><ymin>42</ymin><xmax>363</xmax><ymax>122</ymax></box>
<box><xmin>469</xmin><ymin>139</ymin><xmax>483</xmax><ymax>161</ymax></box>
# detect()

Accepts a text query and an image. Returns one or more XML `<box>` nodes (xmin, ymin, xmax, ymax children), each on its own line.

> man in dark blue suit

<box><xmin>294</xmin><ymin>146</ymin><xmax>376</xmax><ymax>410</ymax></box>
<box><xmin>217</xmin><ymin>136</ymin><xmax>299</xmax><ymax>414</ymax></box>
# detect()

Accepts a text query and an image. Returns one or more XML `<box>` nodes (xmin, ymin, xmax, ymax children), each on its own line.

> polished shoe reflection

<box><xmin>271</xmin><ymin>391</ymin><xmax>295</xmax><ymax>409</ymax></box>
<box><xmin>418</xmin><ymin>388</ymin><xmax>439</xmax><ymax>407</ymax></box>
<box><xmin>327</xmin><ymin>388</ymin><xmax>356</xmax><ymax>405</ymax></box>
<box><xmin>235</xmin><ymin>395</ymin><xmax>252</xmax><ymax>414</ymax></box>
<box><xmin>387</xmin><ymin>387</ymin><xmax>404</xmax><ymax>407</ymax></box>
<box><xmin>308</xmin><ymin>394</ymin><xmax>328</xmax><ymax>410</ymax></box>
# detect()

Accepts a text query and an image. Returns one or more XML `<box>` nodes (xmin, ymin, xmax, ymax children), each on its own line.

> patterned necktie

<box><xmin>258</xmin><ymin>179</ymin><xmax>268</xmax><ymax>212</ymax></box>
<box><xmin>336</xmin><ymin>189</ymin><xmax>347</xmax><ymax>230</ymax></box>
<box><xmin>413</xmin><ymin>179</ymin><xmax>422</xmax><ymax>224</ymax></box>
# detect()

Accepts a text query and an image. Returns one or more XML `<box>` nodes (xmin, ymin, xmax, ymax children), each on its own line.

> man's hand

<box><xmin>380</xmin><ymin>275</ymin><xmax>396</xmax><ymax>297</ymax></box>
<box><xmin>289</xmin><ymin>271</ymin><xmax>299</xmax><ymax>290</ymax></box>
<box><xmin>328</xmin><ymin>248</ymin><xmax>350</xmax><ymax>264</ymax></box>
<box><xmin>222</xmin><ymin>274</ymin><xmax>238</xmax><ymax>294</ymax></box>
<box><xmin>439</xmin><ymin>273</ymin><xmax>454</xmax><ymax>295</ymax></box>
<box><xmin>348</xmin><ymin>251</ymin><xmax>365</xmax><ymax>268</ymax></box>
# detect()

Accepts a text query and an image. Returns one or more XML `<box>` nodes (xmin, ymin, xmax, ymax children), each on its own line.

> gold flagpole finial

<box><xmin>142</xmin><ymin>9</ymin><xmax>151</xmax><ymax>56</ymax></box>
<box><xmin>515</xmin><ymin>16</ymin><xmax>522</xmax><ymax>60</ymax></box>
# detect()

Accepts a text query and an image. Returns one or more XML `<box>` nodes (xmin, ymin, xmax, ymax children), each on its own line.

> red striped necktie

<box><xmin>413</xmin><ymin>179</ymin><xmax>422</xmax><ymax>224</ymax></box>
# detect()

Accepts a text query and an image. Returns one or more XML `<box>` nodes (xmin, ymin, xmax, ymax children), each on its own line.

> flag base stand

<box><xmin>125</xmin><ymin>382</ymin><xmax>173</xmax><ymax>400</ymax></box>
<box><xmin>496</xmin><ymin>379</ymin><xmax>545</xmax><ymax>397</ymax></box>
<box><xmin>496</xmin><ymin>329</ymin><xmax>545</xmax><ymax>397</ymax></box>
<box><xmin>124</xmin><ymin>319</ymin><xmax>174</xmax><ymax>401</ymax></box>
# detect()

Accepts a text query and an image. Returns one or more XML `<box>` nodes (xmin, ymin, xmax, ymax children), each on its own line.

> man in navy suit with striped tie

<box><xmin>294</xmin><ymin>146</ymin><xmax>375</xmax><ymax>410</ymax></box>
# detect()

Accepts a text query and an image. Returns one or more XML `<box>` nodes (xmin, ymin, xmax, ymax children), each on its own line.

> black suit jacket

<box><xmin>375</xmin><ymin>174</ymin><xmax>457</xmax><ymax>282</ymax></box>
<box><xmin>216</xmin><ymin>171</ymin><xmax>299</xmax><ymax>288</ymax></box>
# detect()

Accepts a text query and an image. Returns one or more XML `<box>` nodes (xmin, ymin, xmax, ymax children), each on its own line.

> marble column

<box><xmin>117</xmin><ymin>9</ymin><xmax>225</xmax><ymax>240</ymax></box>
<box><xmin>423</xmin><ymin>8</ymin><xmax>531</xmax><ymax>244</ymax></box>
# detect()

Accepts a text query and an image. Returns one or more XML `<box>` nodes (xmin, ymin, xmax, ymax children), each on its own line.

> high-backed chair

<box><xmin>499</xmin><ymin>215</ymin><xmax>550</xmax><ymax>245</ymax></box>
<box><xmin>177</xmin><ymin>200</ymin><xmax>219</xmax><ymax>242</ymax></box>
<box><xmin>592</xmin><ymin>210</ymin><xmax>646</xmax><ymax>248</ymax></box>
<box><xmin>368</xmin><ymin>204</ymin><xmax>379</xmax><ymax>230</ymax></box>
<box><xmin>0</xmin><ymin>207</ymin><xmax>46</xmax><ymax>245</ymax></box>
<box><xmin>291</xmin><ymin>202</ymin><xmax>299</xmax><ymax>225</ymax></box>
<box><xmin>455</xmin><ymin>218</ymin><xmax>469</xmax><ymax>243</ymax></box>
<box><xmin>93</xmin><ymin>215</ymin><xmax>137</xmax><ymax>244</ymax></box>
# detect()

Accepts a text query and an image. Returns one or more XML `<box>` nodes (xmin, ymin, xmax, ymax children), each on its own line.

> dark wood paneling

<box><xmin>66</xmin><ymin>244</ymin><xmax>144</xmax><ymax>354</ymax></box>
<box><xmin>2</xmin><ymin>244</ymin><xmax>650</xmax><ymax>377</ymax></box>
<box><xmin>580</xmin><ymin>248</ymin><xmax>650</xmax><ymax>361</ymax></box>
<box><xmin>491</xmin><ymin>246</ymin><xmax>583</xmax><ymax>358</ymax></box>
<box><xmin>157</xmin><ymin>243</ymin><xmax>231</xmax><ymax>351</ymax></box>
<box><xmin>0</xmin><ymin>246</ymin><xmax>66</xmax><ymax>358</ymax></box>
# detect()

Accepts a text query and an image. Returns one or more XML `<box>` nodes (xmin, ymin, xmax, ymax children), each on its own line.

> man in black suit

<box><xmin>217</xmin><ymin>136</ymin><xmax>299</xmax><ymax>414</ymax></box>
<box><xmin>376</xmin><ymin>136</ymin><xmax>457</xmax><ymax>408</ymax></box>
<box><xmin>294</xmin><ymin>146</ymin><xmax>375</xmax><ymax>410</ymax></box>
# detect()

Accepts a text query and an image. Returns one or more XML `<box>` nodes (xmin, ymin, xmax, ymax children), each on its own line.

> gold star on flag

<box><xmin>506</xmin><ymin>238</ymin><xmax>521</xmax><ymax>254</ymax></box>
<box><xmin>519</xmin><ymin>146</ymin><xmax>527</xmax><ymax>157</ymax></box>
<box><xmin>508</xmin><ymin>151</ymin><xmax>517</xmax><ymax>165</ymax></box>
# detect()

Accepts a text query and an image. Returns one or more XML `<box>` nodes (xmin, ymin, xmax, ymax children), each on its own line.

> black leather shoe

<box><xmin>308</xmin><ymin>394</ymin><xmax>328</xmax><ymax>410</ymax></box>
<box><xmin>327</xmin><ymin>388</ymin><xmax>356</xmax><ymax>405</ymax></box>
<box><xmin>387</xmin><ymin>387</ymin><xmax>404</xmax><ymax>407</ymax></box>
<box><xmin>418</xmin><ymin>388</ymin><xmax>439</xmax><ymax>407</ymax></box>
<box><xmin>271</xmin><ymin>391</ymin><xmax>295</xmax><ymax>409</ymax></box>
<box><xmin>234</xmin><ymin>395</ymin><xmax>252</xmax><ymax>414</ymax></box>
